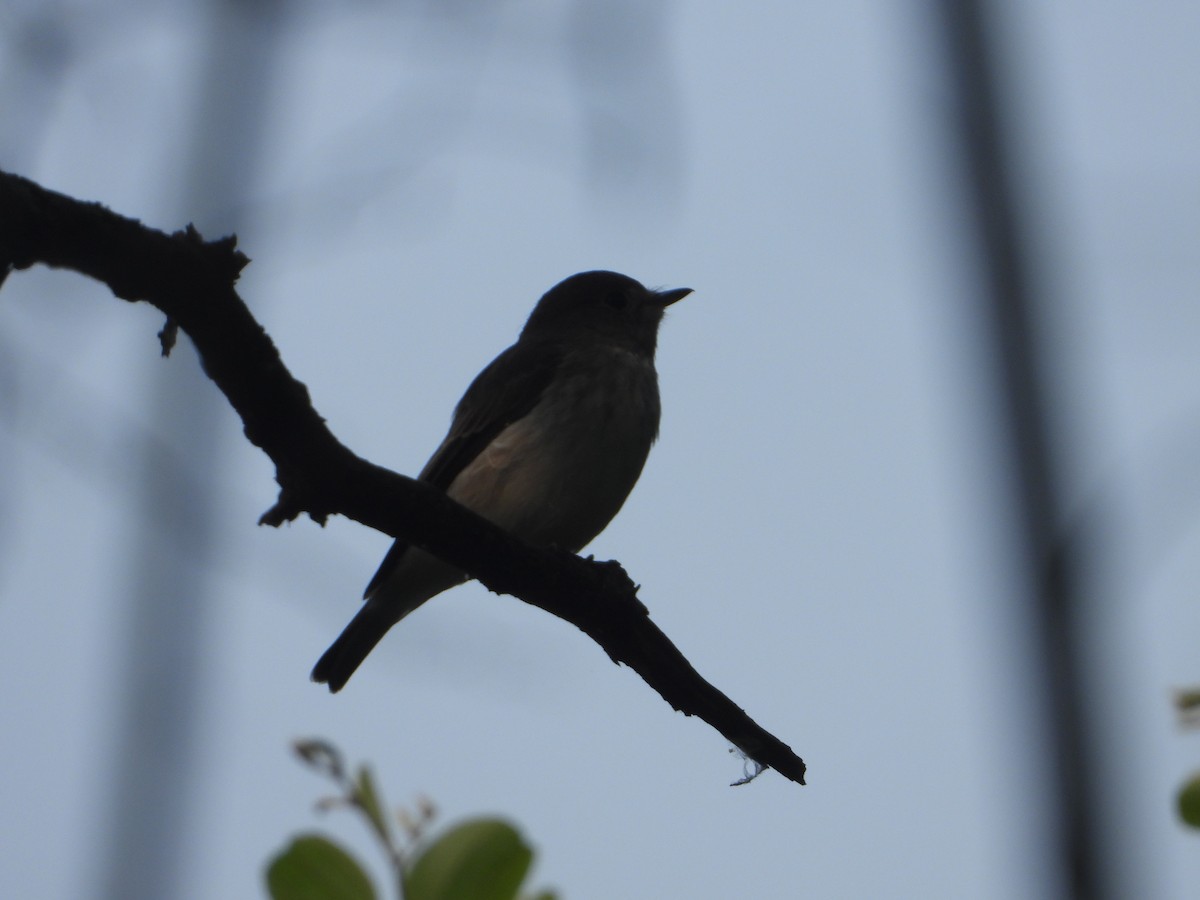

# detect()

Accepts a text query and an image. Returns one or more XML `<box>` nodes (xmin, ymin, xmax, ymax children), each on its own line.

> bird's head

<box><xmin>521</xmin><ymin>270</ymin><xmax>691</xmax><ymax>356</ymax></box>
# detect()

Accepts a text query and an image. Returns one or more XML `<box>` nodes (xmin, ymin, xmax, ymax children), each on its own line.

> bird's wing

<box><xmin>362</xmin><ymin>338</ymin><xmax>565</xmax><ymax>599</ymax></box>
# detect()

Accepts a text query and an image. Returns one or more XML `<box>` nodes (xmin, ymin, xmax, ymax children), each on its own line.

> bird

<box><xmin>311</xmin><ymin>270</ymin><xmax>690</xmax><ymax>691</ymax></box>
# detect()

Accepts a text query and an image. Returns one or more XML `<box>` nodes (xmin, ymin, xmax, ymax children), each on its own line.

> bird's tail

<box><xmin>314</xmin><ymin>548</ymin><xmax>466</xmax><ymax>691</ymax></box>
<box><xmin>311</xmin><ymin>603</ymin><xmax>394</xmax><ymax>693</ymax></box>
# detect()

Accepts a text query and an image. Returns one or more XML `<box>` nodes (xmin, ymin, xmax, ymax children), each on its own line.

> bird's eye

<box><xmin>604</xmin><ymin>291</ymin><xmax>628</xmax><ymax>310</ymax></box>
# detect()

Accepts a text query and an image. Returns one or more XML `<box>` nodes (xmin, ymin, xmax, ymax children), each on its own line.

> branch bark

<box><xmin>0</xmin><ymin>169</ymin><xmax>805</xmax><ymax>786</ymax></box>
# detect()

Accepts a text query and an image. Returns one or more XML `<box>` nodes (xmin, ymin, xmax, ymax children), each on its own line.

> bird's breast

<box><xmin>447</xmin><ymin>347</ymin><xmax>661</xmax><ymax>552</ymax></box>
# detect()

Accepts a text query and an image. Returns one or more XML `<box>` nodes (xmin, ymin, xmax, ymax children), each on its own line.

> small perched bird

<box><xmin>312</xmin><ymin>270</ymin><xmax>690</xmax><ymax>692</ymax></box>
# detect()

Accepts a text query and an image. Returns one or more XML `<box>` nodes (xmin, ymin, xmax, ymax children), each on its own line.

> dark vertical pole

<box><xmin>99</xmin><ymin>2</ymin><xmax>285</xmax><ymax>898</ymax></box>
<box><xmin>931</xmin><ymin>2</ymin><xmax>1104</xmax><ymax>898</ymax></box>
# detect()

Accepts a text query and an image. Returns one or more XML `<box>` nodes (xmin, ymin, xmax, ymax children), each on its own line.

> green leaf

<box><xmin>265</xmin><ymin>834</ymin><xmax>377</xmax><ymax>900</ymax></box>
<box><xmin>406</xmin><ymin>819</ymin><xmax>533</xmax><ymax>900</ymax></box>
<box><xmin>1178</xmin><ymin>774</ymin><xmax>1200</xmax><ymax>828</ymax></box>
<box><xmin>1176</xmin><ymin>689</ymin><xmax>1200</xmax><ymax>714</ymax></box>
<box><xmin>354</xmin><ymin>765</ymin><xmax>391</xmax><ymax>842</ymax></box>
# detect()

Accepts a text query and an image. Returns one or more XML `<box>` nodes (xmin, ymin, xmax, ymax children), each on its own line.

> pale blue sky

<box><xmin>1</xmin><ymin>2</ymin><xmax>1198</xmax><ymax>898</ymax></box>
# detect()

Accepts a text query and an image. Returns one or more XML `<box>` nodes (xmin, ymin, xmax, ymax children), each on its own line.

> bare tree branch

<box><xmin>0</xmin><ymin>169</ymin><xmax>805</xmax><ymax>786</ymax></box>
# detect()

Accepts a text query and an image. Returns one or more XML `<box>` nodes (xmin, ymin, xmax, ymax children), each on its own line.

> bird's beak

<box><xmin>656</xmin><ymin>287</ymin><xmax>693</xmax><ymax>307</ymax></box>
